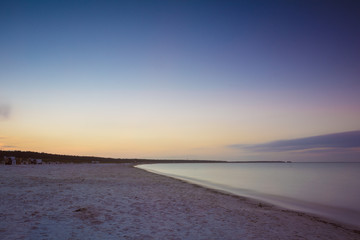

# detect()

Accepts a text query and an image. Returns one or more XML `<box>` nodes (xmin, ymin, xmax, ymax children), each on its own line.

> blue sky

<box><xmin>1</xmin><ymin>0</ymin><xmax>360</xmax><ymax>161</ymax></box>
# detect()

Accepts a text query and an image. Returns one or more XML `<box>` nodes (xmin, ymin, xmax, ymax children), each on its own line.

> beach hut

<box><xmin>4</xmin><ymin>156</ymin><xmax>17</xmax><ymax>165</ymax></box>
<box><xmin>28</xmin><ymin>158</ymin><xmax>37</xmax><ymax>164</ymax></box>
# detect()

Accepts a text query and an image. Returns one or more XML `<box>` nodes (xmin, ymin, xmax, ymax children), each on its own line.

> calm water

<box><xmin>137</xmin><ymin>162</ymin><xmax>360</xmax><ymax>228</ymax></box>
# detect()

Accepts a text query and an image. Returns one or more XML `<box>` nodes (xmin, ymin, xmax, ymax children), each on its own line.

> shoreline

<box><xmin>135</xmin><ymin>164</ymin><xmax>360</xmax><ymax>231</ymax></box>
<box><xmin>1</xmin><ymin>164</ymin><xmax>359</xmax><ymax>239</ymax></box>
<box><xmin>135</xmin><ymin>164</ymin><xmax>360</xmax><ymax>233</ymax></box>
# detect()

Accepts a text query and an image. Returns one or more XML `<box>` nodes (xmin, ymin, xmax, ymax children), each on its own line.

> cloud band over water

<box><xmin>230</xmin><ymin>131</ymin><xmax>360</xmax><ymax>152</ymax></box>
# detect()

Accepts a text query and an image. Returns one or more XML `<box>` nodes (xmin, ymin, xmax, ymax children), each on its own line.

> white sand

<box><xmin>0</xmin><ymin>164</ymin><xmax>359</xmax><ymax>240</ymax></box>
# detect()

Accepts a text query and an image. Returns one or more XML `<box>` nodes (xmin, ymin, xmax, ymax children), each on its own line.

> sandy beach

<box><xmin>0</xmin><ymin>164</ymin><xmax>359</xmax><ymax>240</ymax></box>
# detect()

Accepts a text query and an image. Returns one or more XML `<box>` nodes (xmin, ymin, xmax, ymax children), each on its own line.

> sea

<box><xmin>136</xmin><ymin>162</ymin><xmax>360</xmax><ymax>228</ymax></box>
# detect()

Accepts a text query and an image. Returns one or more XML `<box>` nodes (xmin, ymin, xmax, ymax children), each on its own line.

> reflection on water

<box><xmin>137</xmin><ymin>162</ymin><xmax>360</xmax><ymax>228</ymax></box>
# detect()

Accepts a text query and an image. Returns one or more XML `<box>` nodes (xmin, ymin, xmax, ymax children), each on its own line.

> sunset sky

<box><xmin>1</xmin><ymin>1</ymin><xmax>360</xmax><ymax>161</ymax></box>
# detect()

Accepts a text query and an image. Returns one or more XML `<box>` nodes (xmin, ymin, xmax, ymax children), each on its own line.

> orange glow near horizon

<box><xmin>1</xmin><ymin>90</ymin><xmax>360</xmax><ymax>161</ymax></box>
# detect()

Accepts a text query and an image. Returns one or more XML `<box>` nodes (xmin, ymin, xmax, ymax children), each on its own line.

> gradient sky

<box><xmin>1</xmin><ymin>0</ymin><xmax>360</xmax><ymax>161</ymax></box>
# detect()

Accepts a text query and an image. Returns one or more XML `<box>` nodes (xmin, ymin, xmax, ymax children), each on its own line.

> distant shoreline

<box><xmin>1</xmin><ymin>150</ymin><xmax>288</xmax><ymax>164</ymax></box>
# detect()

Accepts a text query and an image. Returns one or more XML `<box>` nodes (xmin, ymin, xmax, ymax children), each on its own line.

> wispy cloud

<box><xmin>0</xmin><ymin>104</ymin><xmax>11</xmax><ymax>120</ymax></box>
<box><xmin>229</xmin><ymin>130</ymin><xmax>360</xmax><ymax>152</ymax></box>
<box><xmin>1</xmin><ymin>145</ymin><xmax>17</xmax><ymax>149</ymax></box>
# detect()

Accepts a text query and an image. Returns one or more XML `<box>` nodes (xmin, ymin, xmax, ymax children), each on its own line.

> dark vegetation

<box><xmin>0</xmin><ymin>150</ymin><xmax>225</xmax><ymax>164</ymax></box>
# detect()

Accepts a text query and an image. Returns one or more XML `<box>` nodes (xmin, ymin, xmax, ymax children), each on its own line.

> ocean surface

<box><xmin>137</xmin><ymin>162</ymin><xmax>360</xmax><ymax>228</ymax></box>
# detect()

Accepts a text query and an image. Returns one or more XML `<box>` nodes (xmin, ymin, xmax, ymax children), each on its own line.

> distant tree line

<box><xmin>0</xmin><ymin>150</ymin><xmax>223</xmax><ymax>164</ymax></box>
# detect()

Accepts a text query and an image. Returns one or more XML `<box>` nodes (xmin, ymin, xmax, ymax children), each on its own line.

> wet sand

<box><xmin>0</xmin><ymin>164</ymin><xmax>359</xmax><ymax>240</ymax></box>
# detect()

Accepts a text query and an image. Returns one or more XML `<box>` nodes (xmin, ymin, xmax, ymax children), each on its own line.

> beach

<box><xmin>0</xmin><ymin>164</ymin><xmax>359</xmax><ymax>240</ymax></box>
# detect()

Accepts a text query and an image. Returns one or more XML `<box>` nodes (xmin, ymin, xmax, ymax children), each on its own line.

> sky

<box><xmin>1</xmin><ymin>0</ymin><xmax>360</xmax><ymax>161</ymax></box>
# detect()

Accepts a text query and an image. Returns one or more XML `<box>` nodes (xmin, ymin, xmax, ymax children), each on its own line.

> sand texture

<box><xmin>0</xmin><ymin>164</ymin><xmax>359</xmax><ymax>240</ymax></box>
